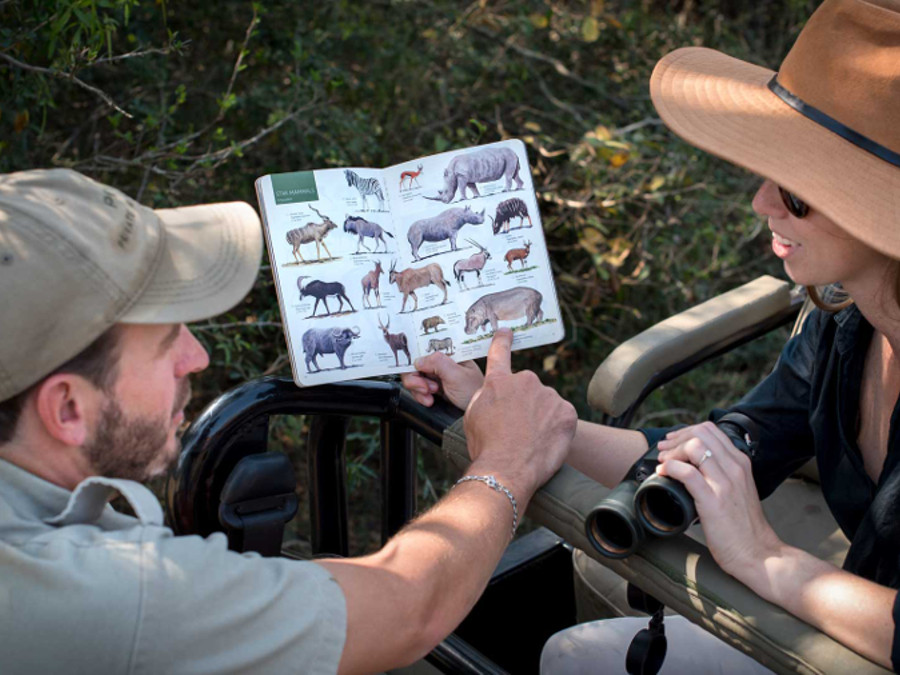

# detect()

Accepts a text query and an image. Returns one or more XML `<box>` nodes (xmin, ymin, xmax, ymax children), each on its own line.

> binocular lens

<box><xmin>585</xmin><ymin>480</ymin><xmax>644</xmax><ymax>559</ymax></box>
<box><xmin>634</xmin><ymin>475</ymin><xmax>697</xmax><ymax>538</ymax></box>
<box><xmin>638</xmin><ymin>488</ymin><xmax>687</xmax><ymax>533</ymax></box>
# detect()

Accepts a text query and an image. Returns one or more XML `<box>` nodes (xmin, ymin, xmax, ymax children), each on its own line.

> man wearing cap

<box><xmin>0</xmin><ymin>169</ymin><xmax>578</xmax><ymax>673</ymax></box>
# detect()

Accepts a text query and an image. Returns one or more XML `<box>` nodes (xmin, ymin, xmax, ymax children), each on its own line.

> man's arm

<box><xmin>322</xmin><ymin>330</ymin><xmax>578</xmax><ymax>674</ymax></box>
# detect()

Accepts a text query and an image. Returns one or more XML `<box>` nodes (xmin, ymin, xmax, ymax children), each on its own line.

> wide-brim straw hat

<box><xmin>0</xmin><ymin>169</ymin><xmax>262</xmax><ymax>400</ymax></box>
<box><xmin>650</xmin><ymin>0</ymin><xmax>900</xmax><ymax>259</ymax></box>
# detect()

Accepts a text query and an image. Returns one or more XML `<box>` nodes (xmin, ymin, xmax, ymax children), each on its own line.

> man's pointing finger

<box><xmin>484</xmin><ymin>328</ymin><xmax>513</xmax><ymax>377</ymax></box>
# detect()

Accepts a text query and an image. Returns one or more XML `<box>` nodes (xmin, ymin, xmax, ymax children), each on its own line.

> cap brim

<box><xmin>651</xmin><ymin>47</ymin><xmax>900</xmax><ymax>259</ymax></box>
<box><xmin>120</xmin><ymin>201</ymin><xmax>262</xmax><ymax>323</ymax></box>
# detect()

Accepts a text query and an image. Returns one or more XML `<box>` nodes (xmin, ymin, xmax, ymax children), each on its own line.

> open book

<box><xmin>255</xmin><ymin>139</ymin><xmax>564</xmax><ymax>387</ymax></box>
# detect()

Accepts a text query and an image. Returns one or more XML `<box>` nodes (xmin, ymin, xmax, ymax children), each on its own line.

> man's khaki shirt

<box><xmin>0</xmin><ymin>459</ymin><xmax>346</xmax><ymax>673</ymax></box>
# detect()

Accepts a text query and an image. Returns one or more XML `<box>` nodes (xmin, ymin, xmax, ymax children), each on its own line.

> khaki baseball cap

<box><xmin>0</xmin><ymin>169</ymin><xmax>263</xmax><ymax>401</ymax></box>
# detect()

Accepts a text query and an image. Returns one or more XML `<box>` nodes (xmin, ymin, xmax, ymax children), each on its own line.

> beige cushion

<box><xmin>587</xmin><ymin>275</ymin><xmax>792</xmax><ymax>418</ymax></box>
<box><xmin>441</xmin><ymin>420</ymin><xmax>890</xmax><ymax>675</ymax></box>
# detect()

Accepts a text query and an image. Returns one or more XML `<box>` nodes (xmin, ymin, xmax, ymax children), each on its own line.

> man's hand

<box><xmin>401</xmin><ymin>353</ymin><xmax>484</xmax><ymax>410</ymax></box>
<box><xmin>463</xmin><ymin>329</ymin><xmax>577</xmax><ymax>498</ymax></box>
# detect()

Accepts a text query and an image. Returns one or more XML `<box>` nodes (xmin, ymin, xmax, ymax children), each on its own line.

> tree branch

<box><xmin>0</xmin><ymin>51</ymin><xmax>133</xmax><ymax>118</ymax></box>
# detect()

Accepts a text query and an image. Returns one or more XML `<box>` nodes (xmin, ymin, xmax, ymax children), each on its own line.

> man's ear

<box><xmin>32</xmin><ymin>374</ymin><xmax>101</xmax><ymax>447</ymax></box>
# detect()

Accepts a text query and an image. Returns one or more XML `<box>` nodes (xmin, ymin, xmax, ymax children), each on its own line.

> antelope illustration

<box><xmin>378</xmin><ymin>315</ymin><xmax>411</xmax><ymax>367</ymax></box>
<box><xmin>361</xmin><ymin>261</ymin><xmax>384</xmax><ymax>309</ymax></box>
<box><xmin>388</xmin><ymin>260</ymin><xmax>449</xmax><ymax>313</ymax></box>
<box><xmin>452</xmin><ymin>239</ymin><xmax>491</xmax><ymax>290</ymax></box>
<box><xmin>399</xmin><ymin>163</ymin><xmax>424</xmax><ymax>191</ymax></box>
<box><xmin>285</xmin><ymin>206</ymin><xmax>337</xmax><ymax>263</ymax></box>
<box><xmin>504</xmin><ymin>241</ymin><xmax>532</xmax><ymax>271</ymax></box>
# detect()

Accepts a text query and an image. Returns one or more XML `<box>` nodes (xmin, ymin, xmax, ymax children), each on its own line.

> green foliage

<box><xmin>1</xmin><ymin>0</ymin><xmax>818</xmax><ymax>545</ymax></box>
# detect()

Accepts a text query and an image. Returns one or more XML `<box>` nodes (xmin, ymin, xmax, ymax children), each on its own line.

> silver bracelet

<box><xmin>454</xmin><ymin>474</ymin><xmax>519</xmax><ymax>539</ymax></box>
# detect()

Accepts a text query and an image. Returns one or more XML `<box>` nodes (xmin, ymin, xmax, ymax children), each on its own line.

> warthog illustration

<box><xmin>464</xmin><ymin>287</ymin><xmax>544</xmax><ymax>334</ymax></box>
<box><xmin>407</xmin><ymin>206</ymin><xmax>485</xmax><ymax>261</ymax></box>
<box><xmin>426</xmin><ymin>337</ymin><xmax>454</xmax><ymax>355</ymax></box>
<box><xmin>301</xmin><ymin>326</ymin><xmax>361</xmax><ymax>372</ymax></box>
<box><xmin>452</xmin><ymin>239</ymin><xmax>491</xmax><ymax>290</ymax></box>
<box><xmin>389</xmin><ymin>260</ymin><xmax>449</xmax><ymax>313</ymax></box>
<box><xmin>425</xmin><ymin>146</ymin><xmax>523</xmax><ymax>203</ymax></box>
<box><xmin>378</xmin><ymin>315</ymin><xmax>411</xmax><ymax>367</ymax></box>
<box><xmin>343</xmin><ymin>215</ymin><xmax>394</xmax><ymax>253</ymax></box>
<box><xmin>286</xmin><ymin>206</ymin><xmax>337</xmax><ymax>263</ymax></box>
<box><xmin>491</xmin><ymin>198</ymin><xmax>532</xmax><ymax>235</ymax></box>
<box><xmin>297</xmin><ymin>276</ymin><xmax>355</xmax><ymax>317</ymax></box>
<box><xmin>421</xmin><ymin>315</ymin><xmax>446</xmax><ymax>334</ymax></box>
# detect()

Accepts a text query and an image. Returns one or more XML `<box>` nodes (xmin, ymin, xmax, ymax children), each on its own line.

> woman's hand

<box><xmin>656</xmin><ymin>421</ymin><xmax>783</xmax><ymax>578</ymax></box>
<box><xmin>400</xmin><ymin>351</ymin><xmax>485</xmax><ymax>410</ymax></box>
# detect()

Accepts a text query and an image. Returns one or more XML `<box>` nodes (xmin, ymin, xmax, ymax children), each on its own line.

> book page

<box><xmin>256</xmin><ymin>168</ymin><xmax>421</xmax><ymax>387</ymax></box>
<box><xmin>384</xmin><ymin>139</ymin><xmax>564</xmax><ymax>362</ymax></box>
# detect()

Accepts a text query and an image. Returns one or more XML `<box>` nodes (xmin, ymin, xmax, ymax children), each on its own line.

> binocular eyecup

<box><xmin>585</xmin><ymin>412</ymin><xmax>759</xmax><ymax>559</ymax></box>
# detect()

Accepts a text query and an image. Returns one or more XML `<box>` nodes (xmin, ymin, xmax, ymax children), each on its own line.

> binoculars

<box><xmin>586</xmin><ymin>412</ymin><xmax>759</xmax><ymax>559</ymax></box>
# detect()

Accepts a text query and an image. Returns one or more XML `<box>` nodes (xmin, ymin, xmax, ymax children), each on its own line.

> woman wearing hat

<box><xmin>538</xmin><ymin>0</ymin><xmax>900</xmax><ymax>671</ymax></box>
<box><xmin>404</xmin><ymin>0</ymin><xmax>900</xmax><ymax>670</ymax></box>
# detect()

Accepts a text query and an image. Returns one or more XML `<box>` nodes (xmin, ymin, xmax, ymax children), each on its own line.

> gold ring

<box><xmin>697</xmin><ymin>449</ymin><xmax>713</xmax><ymax>467</ymax></box>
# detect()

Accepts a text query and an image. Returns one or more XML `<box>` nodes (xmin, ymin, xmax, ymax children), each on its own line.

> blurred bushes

<box><xmin>2</xmin><ymin>0</ymin><xmax>816</xmax><ymax>541</ymax></box>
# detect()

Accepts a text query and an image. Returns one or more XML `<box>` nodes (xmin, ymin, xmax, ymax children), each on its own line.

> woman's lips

<box><xmin>771</xmin><ymin>231</ymin><xmax>798</xmax><ymax>259</ymax></box>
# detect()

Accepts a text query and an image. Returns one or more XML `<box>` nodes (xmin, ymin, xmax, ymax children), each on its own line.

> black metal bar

<box><xmin>425</xmin><ymin>634</ymin><xmax>509</xmax><ymax>675</ymax></box>
<box><xmin>381</xmin><ymin>419</ymin><xmax>416</xmax><ymax>544</ymax></box>
<box><xmin>307</xmin><ymin>415</ymin><xmax>351</xmax><ymax>557</ymax></box>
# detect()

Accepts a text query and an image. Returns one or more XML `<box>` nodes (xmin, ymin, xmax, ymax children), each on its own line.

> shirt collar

<box><xmin>833</xmin><ymin>303</ymin><xmax>869</xmax><ymax>355</ymax></box>
<box><xmin>0</xmin><ymin>459</ymin><xmax>163</xmax><ymax>528</ymax></box>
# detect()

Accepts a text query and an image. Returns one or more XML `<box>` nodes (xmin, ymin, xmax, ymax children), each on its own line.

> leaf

<box><xmin>648</xmin><ymin>175</ymin><xmax>666</xmax><ymax>192</ymax></box>
<box><xmin>13</xmin><ymin>110</ymin><xmax>29</xmax><ymax>133</ymax></box>
<box><xmin>529</xmin><ymin>13</ymin><xmax>549</xmax><ymax>29</ymax></box>
<box><xmin>591</xmin><ymin>0</ymin><xmax>606</xmax><ymax>16</ymax></box>
<box><xmin>609</xmin><ymin>151</ymin><xmax>629</xmax><ymax>168</ymax></box>
<box><xmin>524</xmin><ymin>121</ymin><xmax>541</xmax><ymax>132</ymax></box>
<box><xmin>581</xmin><ymin>17</ymin><xmax>600</xmax><ymax>42</ymax></box>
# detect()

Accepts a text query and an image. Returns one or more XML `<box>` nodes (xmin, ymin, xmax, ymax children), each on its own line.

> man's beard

<box><xmin>85</xmin><ymin>380</ymin><xmax>191</xmax><ymax>482</ymax></box>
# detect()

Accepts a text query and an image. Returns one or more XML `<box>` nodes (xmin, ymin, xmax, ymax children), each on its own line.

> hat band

<box><xmin>768</xmin><ymin>76</ymin><xmax>900</xmax><ymax>169</ymax></box>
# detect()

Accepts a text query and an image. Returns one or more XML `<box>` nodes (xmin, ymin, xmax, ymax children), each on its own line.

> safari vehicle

<box><xmin>166</xmin><ymin>275</ymin><xmax>891</xmax><ymax>675</ymax></box>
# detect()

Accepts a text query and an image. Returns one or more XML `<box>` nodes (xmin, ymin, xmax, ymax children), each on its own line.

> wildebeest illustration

<box><xmin>452</xmin><ymin>239</ymin><xmax>491</xmax><ymax>290</ymax></box>
<box><xmin>361</xmin><ymin>261</ymin><xmax>384</xmax><ymax>309</ymax></box>
<box><xmin>491</xmin><ymin>198</ymin><xmax>532</xmax><ymax>235</ymax></box>
<box><xmin>302</xmin><ymin>326</ymin><xmax>361</xmax><ymax>372</ymax></box>
<box><xmin>285</xmin><ymin>206</ymin><xmax>337</xmax><ymax>263</ymax></box>
<box><xmin>388</xmin><ymin>260</ymin><xmax>449</xmax><ymax>313</ymax></box>
<box><xmin>297</xmin><ymin>276</ymin><xmax>355</xmax><ymax>317</ymax></box>
<box><xmin>343</xmin><ymin>215</ymin><xmax>394</xmax><ymax>253</ymax></box>
<box><xmin>407</xmin><ymin>206</ymin><xmax>485</xmax><ymax>261</ymax></box>
<box><xmin>378</xmin><ymin>315</ymin><xmax>411</xmax><ymax>367</ymax></box>
<box><xmin>421</xmin><ymin>315</ymin><xmax>446</xmax><ymax>334</ymax></box>
<box><xmin>464</xmin><ymin>287</ymin><xmax>544</xmax><ymax>334</ymax></box>
<box><xmin>344</xmin><ymin>170</ymin><xmax>385</xmax><ymax>211</ymax></box>
<box><xmin>425</xmin><ymin>146</ymin><xmax>523</xmax><ymax>203</ymax></box>
<box><xmin>426</xmin><ymin>337</ymin><xmax>454</xmax><ymax>356</ymax></box>
<box><xmin>504</xmin><ymin>241</ymin><xmax>532</xmax><ymax>271</ymax></box>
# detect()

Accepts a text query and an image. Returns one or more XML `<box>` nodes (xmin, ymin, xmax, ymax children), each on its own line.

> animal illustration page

<box><xmin>255</xmin><ymin>138</ymin><xmax>564</xmax><ymax>387</ymax></box>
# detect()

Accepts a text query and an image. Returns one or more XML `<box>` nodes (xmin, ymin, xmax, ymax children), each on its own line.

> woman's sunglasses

<box><xmin>778</xmin><ymin>186</ymin><xmax>810</xmax><ymax>218</ymax></box>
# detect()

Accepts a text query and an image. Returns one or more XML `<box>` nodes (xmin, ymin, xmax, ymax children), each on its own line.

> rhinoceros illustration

<box><xmin>425</xmin><ymin>147</ymin><xmax>524</xmax><ymax>203</ymax></box>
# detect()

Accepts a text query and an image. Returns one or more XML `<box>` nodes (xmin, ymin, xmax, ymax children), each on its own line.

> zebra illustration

<box><xmin>344</xmin><ymin>170</ymin><xmax>385</xmax><ymax>211</ymax></box>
